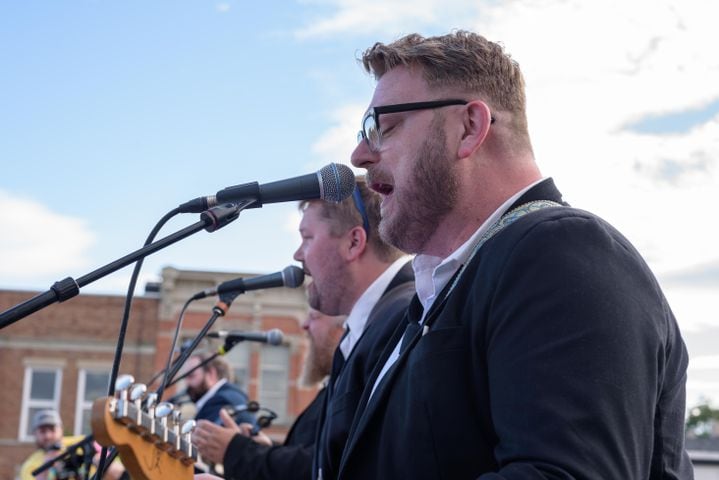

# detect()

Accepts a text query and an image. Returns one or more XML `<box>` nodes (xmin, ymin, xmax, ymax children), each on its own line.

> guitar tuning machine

<box><xmin>128</xmin><ymin>383</ymin><xmax>148</xmax><ymax>433</ymax></box>
<box><xmin>142</xmin><ymin>392</ymin><xmax>160</xmax><ymax>442</ymax></box>
<box><xmin>114</xmin><ymin>374</ymin><xmax>136</xmax><ymax>420</ymax></box>
<box><xmin>181</xmin><ymin>420</ymin><xmax>197</xmax><ymax>464</ymax></box>
<box><xmin>115</xmin><ymin>374</ymin><xmax>135</xmax><ymax>398</ymax></box>
<box><xmin>145</xmin><ymin>392</ymin><xmax>159</xmax><ymax>410</ymax></box>
<box><xmin>171</xmin><ymin>410</ymin><xmax>183</xmax><ymax>456</ymax></box>
<box><xmin>155</xmin><ymin>402</ymin><xmax>175</xmax><ymax>450</ymax></box>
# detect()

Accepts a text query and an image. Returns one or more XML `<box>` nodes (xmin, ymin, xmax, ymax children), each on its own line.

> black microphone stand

<box><xmin>0</xmin><ymin>202</ymin><xmax>251</xmax><ymax>329</ymax></box>
<box><xmin>156</xmin><ymin>288</ymin><xmax>243</xmax><ymax>400</ymax></box>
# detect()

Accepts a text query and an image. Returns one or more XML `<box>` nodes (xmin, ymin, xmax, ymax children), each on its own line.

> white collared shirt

<box><xmin>369</xmin><ymin>179</ymin><xmax>544</xmax><ymax>399</ymax></box>
<box><xmin>339</xmin><ymin>257</ymin><xmax>409</xmax><ymax>359</ymax></box>
<box><xmin>194</xmin><ymin>378</ymin><xmax>227</xmax><ymax>415</ymax></box>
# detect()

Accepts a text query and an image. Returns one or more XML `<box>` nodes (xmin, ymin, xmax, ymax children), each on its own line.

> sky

<box><xmin>1</xmin><ymin>0</ymin><xmax>717</xmax><ymax>409</ymax></box>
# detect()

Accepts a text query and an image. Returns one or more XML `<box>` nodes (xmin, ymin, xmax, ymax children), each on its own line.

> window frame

<box><xmin>74</xmin><ymin>367</ymin><xmax>111</xmax><ymax>435</ymax></box>
<box><xmin>18</xmin><ymin>366</ymin><xmax>63</xmax><ymax>441</ymax></box>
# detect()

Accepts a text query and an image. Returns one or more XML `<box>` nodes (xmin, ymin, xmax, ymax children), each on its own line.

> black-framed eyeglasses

<box><xmin>356</xmin><ymin>99</ymin><xmax>495</xmax><ymax>152</ymax></box>
<box><xmin>351</xmin><ymin>185</ymin><xmax>370</xmax><ymax>238</ymax></box>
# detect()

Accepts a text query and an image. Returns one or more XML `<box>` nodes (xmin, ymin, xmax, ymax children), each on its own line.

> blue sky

<box><xmin>1</xmin><ymin>0</ymin><xmax>717</xmax><ymax>407</ymax></box>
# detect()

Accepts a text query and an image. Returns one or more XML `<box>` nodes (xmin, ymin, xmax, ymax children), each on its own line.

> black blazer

<box><xmin>314</xmin><ymin>261</ymin><xmax>415</xmax><ymax>480</ymax></box>
<box><xmin>222</xmin><ymin>388</ymin><xmax>327</xmax><ymax>480</ymax></box>
<box><xmin>337</xmin><ymin>179</ymin><xmax>693</xmax><ymax>479</ymax></box>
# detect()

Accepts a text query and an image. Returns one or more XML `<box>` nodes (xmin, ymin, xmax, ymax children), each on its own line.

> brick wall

<box><xmin>0</xmin><ymin>268</ymin><xmax>314</xmax><ymax>480</ymax></box>
<box><xmin>0</xmin><ymin>290</ymin><xmax>159</xmax><ymax>479</ymax></box>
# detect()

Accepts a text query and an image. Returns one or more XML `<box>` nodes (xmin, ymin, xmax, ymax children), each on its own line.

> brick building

<box><xmin>0</xmin><ymin>266</ymin><xmax>312</xmax><ymax>479</ymax></box>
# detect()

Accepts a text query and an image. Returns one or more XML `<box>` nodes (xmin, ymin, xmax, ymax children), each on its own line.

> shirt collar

<box><xmin>412</xmin><ymin>178</ymin><xmax>545</xmax><ymax>312</ymax></box>
<box><xmin>194</xmin><ymin>378</ymin><xmax>227</xmax><ymax>414</ymax></box>
<box><xmin>340</xmin><ymin>256</ymin><xmax>409</xmax><ymax>358</ymax></box>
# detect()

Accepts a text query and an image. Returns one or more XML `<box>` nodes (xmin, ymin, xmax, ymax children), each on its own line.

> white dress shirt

<box><xmin>339</xmin><ymin>256</ymin><xmax>409</xmax><ymax>359</ymax></box>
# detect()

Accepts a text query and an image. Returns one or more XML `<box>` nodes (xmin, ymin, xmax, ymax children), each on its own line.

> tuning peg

<box><xmin>127</xmin><ymin>383</ymin><xmax>148</xmax><ymax>432</ymax></box>
<box><xmin>142</xmin><ymin>392</ymin><xmax>160</xmax><ymax>441</ymax></box>
<box><xmin>155</xmin><ymin>402</ymin><xmax>174</xmax><ymax>421</ymax></box>
<box><xmin>130</xmin><ymin>383</ymin><xmax>147</xmax><ymax>401</ymax></box>
<box><xmin>115</xmin><ymin>374</ymin><xmax>135</xmax><ymax>395</ymax></box>
<box><xmin>145</xmin><ymin>392</ymin><xmax>158</xmax><ymax>410</ymax></box>
<box><xmin>181</xmin><ymin>419</ymin><xmax>196</xmax><ymax>435</ymax></box>
<box><xmin>171</xmin><ymin>410</ymin><xmax>183</xmax><ymax>454</ymax></box>
<box><xmin>181</xmin><ymin>420</ymin><xmax>197</xmax><ymax>462</ymax></box>
<box><xmin>172</xmin><ymin>409</ymin><xmax>182</xmax><ymax>422</ymax></box>
<box><xmin>155</xmin><ymin>402</ymin><xmax>175</xmax><ymax>448</ymax></box>
<box><xmin>114</xmin><ymin>374</ymin><xmax>136</xmax><ymax>419</ymax></box>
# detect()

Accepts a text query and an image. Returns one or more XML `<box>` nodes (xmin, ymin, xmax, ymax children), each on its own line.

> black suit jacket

<box><xmin>337</xmin><ymin>179</ymin><xmax>693</xmax><ymax>479</ymax></box>
<box><xmin>314</xmin><ymin>261</ymin><xmax>415</xmax><ymax>480</ymax></box>
<box><xmin>222</xmin><ymin>387</ymin><xmax>327</xmax><ymax>480</ymax></box>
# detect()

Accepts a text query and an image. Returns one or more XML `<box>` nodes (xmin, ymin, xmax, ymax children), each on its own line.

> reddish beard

<box><xmin>375</xmin><ymin>119</ymin><xmax>458</xmax><ymax>254</ymax></box>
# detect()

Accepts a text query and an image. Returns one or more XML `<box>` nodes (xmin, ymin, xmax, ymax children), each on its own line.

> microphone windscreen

<box><xmin>266</xmin><ymin>329</ymin><xmax>284</xmax><ymax>346</ymax></box>
<box><xmin>319</xmin><ymin>163</ymin><xmax>356</xmax><ymax>203</ymax></box>
<box><xmin>282</xmin><ymin>266</ymin><xmax>305</xmax><ymax>288</ymax></box>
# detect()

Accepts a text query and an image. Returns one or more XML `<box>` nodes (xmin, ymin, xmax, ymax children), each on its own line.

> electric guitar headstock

<box><xmin>91</xmin><ymin>374</ymin><xmax>205</xmax><ymax>480</ymax></box>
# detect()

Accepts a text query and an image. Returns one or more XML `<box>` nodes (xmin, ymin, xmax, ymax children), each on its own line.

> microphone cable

<box><xmin>93</xmin><ymin>206</ymin><xmax>181</xmax><ymax>479</ymax></box>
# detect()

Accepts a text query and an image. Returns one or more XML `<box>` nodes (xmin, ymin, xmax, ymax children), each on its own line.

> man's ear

<box><xmin>344</xmin><ymin>226</ymin><xmax>368</xmax><ymax>261</ymax></box>
<box><xmin>457</xmin><ymin>101</ymin><xmax>493</xmax><ymax>159</ymax></box>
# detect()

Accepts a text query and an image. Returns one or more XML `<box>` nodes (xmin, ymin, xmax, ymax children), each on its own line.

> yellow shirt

<box><xmin>19</xmin><ymin>436</ymin><xmax>90</xmax><ymax>480</ymax></box>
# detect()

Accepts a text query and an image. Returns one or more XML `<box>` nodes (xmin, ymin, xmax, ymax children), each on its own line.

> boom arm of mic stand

<box><xmin>0</xmin><ymin>201</ymin><xmax>252</xmax><ymax>330</ymax></box>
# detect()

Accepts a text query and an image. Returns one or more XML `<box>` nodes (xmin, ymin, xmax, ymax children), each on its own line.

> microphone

<box><xmin>192</xmin><ymin>265</ymin><xmax>305</xmax><ymax>300</ymax></box>
<box><xmin>178</xmin><ymin>163</ymin><xmax>356</xmax><ymax>213</ymax></box>
<box><xmin>208</xmin><ymin>328</ymin><xmax>284</xmax><ymax>346</ymax></box>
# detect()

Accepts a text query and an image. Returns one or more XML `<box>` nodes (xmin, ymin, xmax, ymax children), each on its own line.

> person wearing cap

<box><xmin>20</xmin><ymin>409</ymin><xmax>74</xmax><ymax>480</ymax></box>
<box><xmin>19</xmin><ymin>409</ymin><xmax>125</xmax><ymax>480</ymax></box>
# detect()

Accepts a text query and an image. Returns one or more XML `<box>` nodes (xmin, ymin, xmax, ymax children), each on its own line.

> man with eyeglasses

<box><xmin>340</xmin><ymin>31</ymin><xmax>692</xmax><ymax>479</ymax></box>
<box><xmin>194</xmin><ymin>178</ymin><xmax>415</xmax><ymax>480</ymax></box>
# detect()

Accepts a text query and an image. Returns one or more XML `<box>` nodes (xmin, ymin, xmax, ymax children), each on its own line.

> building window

<box><xmin>258</xmin><ymin>346</ymin><xmax>289</xmax><ymax>424</ymax></box>
<box><xmin>75</xmin><ymin>369</ymin><xmax>111</xmax><ymax>435</ymax></box>
<box><xmin>224</xmin><ymin>341</ymin><xmax>251</xmax><ymax>391</ymax></box>
<box><xmin>19</xmin><ymin>367</ymin><xmax>62</xmax><ymax>440</ymax></box>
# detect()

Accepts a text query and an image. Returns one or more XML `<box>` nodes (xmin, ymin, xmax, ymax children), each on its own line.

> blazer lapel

<box><xmin>338</xmin><ymin>296</ymin><xmax>427</xmax><ymax>473</ymax></box>
<box><xmin>337</xmin><ymin>313</ymin><xmax>409</xmax><ymax>473</ymax></box>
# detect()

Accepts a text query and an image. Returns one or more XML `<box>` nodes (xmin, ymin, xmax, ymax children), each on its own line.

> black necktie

<box><xmin>399</xmin><ymin>298</ymin><xmax>424</xmax><ymax>354</ymax></box>
<box><xmin>328</xmin><ymin>326</ymin><xmax>350</xmax><ymax>396</ymax></box>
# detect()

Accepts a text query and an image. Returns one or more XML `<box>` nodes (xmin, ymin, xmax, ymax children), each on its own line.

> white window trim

<box><xmin>18</xmin><ymin>366</ymin><xmax>63</xmax><ymax>442</ymax></box>
<box><xmin>74</xmin><ymin>368</ymin><xmax>111</xmax><ymax>435</ymax></box>
<box><xmin>258</xmin><ymin>345</ymin><xmax>290</xmax><ymax>424</ymax></box>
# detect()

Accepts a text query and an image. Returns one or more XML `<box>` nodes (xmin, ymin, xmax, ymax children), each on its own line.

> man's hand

<box><xmin>235</xmin><ymin>420</ymin><xmax>273</xmax><ymax>447</ymax></box>
<box><xmin>193</xmin><ymin>411</ymin><xmax>240</xmax><ymax>465</ymax></box>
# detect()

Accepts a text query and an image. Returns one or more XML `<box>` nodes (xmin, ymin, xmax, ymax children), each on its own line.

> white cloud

<box><xmin>308</xmin><ymin>103</ymin><xmax>367</xmax><ymax>171</ymax></box>
<box><xmin>284</xmin><ymin>209</ymin><xmax>302</xmax><ymax>235</ymax></box>
<box><xmin>686</xmin><ymin>380</ymin><xmax>719</xmax><ymax>408</ymax></box>
<box><xmin>294</xmin><ymin>0</ymin><xmax>475</xmax><ymax>39</ymax></box>
<box><xmin>216</xmin><ymin>3</ymin><xmax>231</xmax><ymax>13</ymax></box>
<box><xmin>0</xmin><ymin>191</ymin><xmax>95</xmax><ymax>282</ymax></box>
<box><xmin>690</xmin><ymin>355</ymin><xmax>719</xmax><ymax>371</ymax></box>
